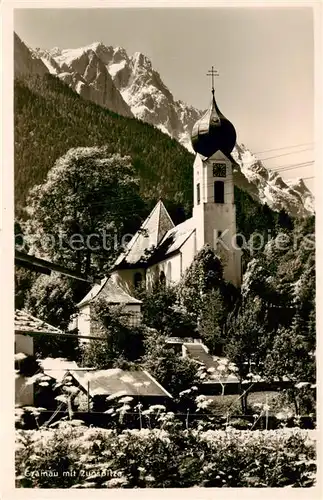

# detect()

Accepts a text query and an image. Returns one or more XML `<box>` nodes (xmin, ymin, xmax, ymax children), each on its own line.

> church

<box><xmin>76</xmin><ymin>79</ymin><xmax>242</xmax><ymax>339</ymax></box>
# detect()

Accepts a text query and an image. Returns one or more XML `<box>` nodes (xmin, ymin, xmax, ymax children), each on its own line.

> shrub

<box><xmin>15</xmin><ymin>422</ymin><xmax>316</xmax><ymax>488</ymax></box>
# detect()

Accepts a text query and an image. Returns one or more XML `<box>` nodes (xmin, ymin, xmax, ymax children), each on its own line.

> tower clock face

<box><xmin>212</xmin><ymin>162</ymin><xmax>227</xmax><ymax>178</ymax></box>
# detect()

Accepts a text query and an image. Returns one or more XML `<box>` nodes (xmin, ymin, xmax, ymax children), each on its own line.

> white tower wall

<box><xmin>192</xmin><ymin>150</ymin><xmax>241</xmax><ymax>287</ymax></box>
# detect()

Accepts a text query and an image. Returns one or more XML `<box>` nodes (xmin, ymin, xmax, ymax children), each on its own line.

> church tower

<box><xmin>191</xmin><ymin>68</ymin><xmax>241</xmax><ymax>287</ymax></box>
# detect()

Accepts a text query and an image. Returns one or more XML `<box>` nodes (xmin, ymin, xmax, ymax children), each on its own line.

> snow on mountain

<box><xmin>31</xmin><ymin>40</ymin><xmax>201</xmax><ymax>147</ymax></box>
<box><xmin>284</xmin><ymin>178</ymin><xmax>315</xmax><ymax>214</ymax></box>
<box><xmin>232</xmin><ymin>144</ymin><xmax>314</xmax><ymax>216</ymax></box>
<box><xmin>32</xmin><ymin>43</ymin><xmax>132</xmax><ymax>117</ymax></box>
<box><xmin>15</xmin><ymin>34</ymin><xmax>314</xmax><ymax>216</ymax></box>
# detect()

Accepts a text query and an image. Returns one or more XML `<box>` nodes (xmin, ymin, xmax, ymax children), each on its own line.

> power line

<box><xmin>269</xmin><ymin>161</ymin><xmax>314</xmax><ymax>173</ymax></box>
<box><xmin>85</xmin><ymin>161</ymin><xmax>315</xmax><ymax>207</ymax></box>
<box><xmin>22</xmin><ymin>160</ymin><xmax>314</xmax><ymax>216</ymax></box>
<box><xmin>24</xmin><ymin>152</ymin><xmax>315</xmax><ymax>212</ymax></box>
<box><xmin>253</xmin><ymin>142</ymin><xmax>314</xmax><ymax>155</ymax></box>
<box><xmin>259</xmin><ymin>149</ymin><xmax>313</xmax><ymax>162</ymax></box>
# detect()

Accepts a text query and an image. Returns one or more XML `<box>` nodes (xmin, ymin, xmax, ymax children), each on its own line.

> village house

<box><xmin>14</xmin><ymin>309</ymin><xmax>64</xmax><ymax>406</ymax></box>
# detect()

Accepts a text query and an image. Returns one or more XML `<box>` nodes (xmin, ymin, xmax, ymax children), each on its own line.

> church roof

<box><xmin>113</xmin><ymin>200</ymin><xmax>174</xmax><ymax>270</ymax></box>
<box><xmin>150</xmin><ymin>217</ymin><xmax>196</xmax><ymax>263</ymax></box>
<box><xmin>77</xmin><ymin>277</ymin><xmax>142</xmax><ymax>308</ymax></box>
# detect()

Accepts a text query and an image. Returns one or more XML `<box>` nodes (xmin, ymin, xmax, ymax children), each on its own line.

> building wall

<box><xmin>192</xmin><ymin>150</ymin><xmax>241</xmax><ymax>287</ymax></box>
<box><xmin>15</xmin><ymin>333</ymin><xmax>34</xmax><ymax>356</ymax></box>
<box><xmin>15</xmin><ymin>334</ymin><xmax>34</xmax><ymax>406</ymax></box>
<box><xmin>110</xmin><ymin>268</ymin><xmax>144</xmax><ymax>295</ymax></box>
<box><xmin>180</xmin><ymin>231</ymin><xmax>196</xmax><ymax>276</ymax></box>
<box><xmin>146</xmin><ymin>253</ymin><xmax>181</xmax><ymax>290</ymax></box>
<box><xmin>118</xmin><ymin>303</ymin><xmax>142</xmax><ymax>327</ymax></box>
<box><xmin>110</xmin><ymin>232</ymin><xmax>196</xmax><ymax>294</ymax></box>
<box><xmin>77</xmin><ymin>301</ymin><xmax>142</xmax><ymax>339</ymax></box>
<box><xmin>15</xmin><ymin>375</ymin><xmax>34</xmax><ymax>407</ymax></box>
<box><xmin>77</xmin><ymin>304</ymin><xmax>92</xmax><ymax>340</ymax></box>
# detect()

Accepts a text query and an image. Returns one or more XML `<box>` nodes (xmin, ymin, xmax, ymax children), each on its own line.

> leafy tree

<box><xmin>225</xmin><ymin>297</ymin><xmax>271</xmax><ymax>413</ymax></box>
<box><xmin>15</xmin><ymin>267</ymin><xmax>36</xmax><ymax>310</ymax></box>
<box><xmin>24</xmin><ymin>273</ymin><xmax>80</xmax><ymax>360</ymax></box>
<box><xmin>138</xmin><ymin>282</ymin><xmax>197</xmax><ymax>338</ymax></box>
<box><xmin>24</xmin><ymin>147</ymin><xmax>146</xmax><ymax>278</ymax></box>
<box><xmin>226</xmin><ymin>214</ymin><xmax>316</xmax><ymax>414</ymax></box>
<box><xmin>178</xmin><ymin>245</ymin><xmax>224</xmax><ymax>320</ymax></box>
<box><xmin>198</xmin><ymin>289</ymin><xmax>226</xmax><ymax>355</ymax></box>
<box><xmin>141</xmin><ymin>330</ymin><xmax>199</xmax><ymax>399</ymax></box>
<box><xmin>81</xmin><ymin>299</ymin><xmax>145</xmax><ymax>368</ymax></box>
<box><xmin>177</xmin><ymin>245</ymin><xmax>238</xmax><ymax>353</ymax></box>
<box><xmin>264</xmin><ymin>311</ymin><xmax>316</xmax><ymax>414</ymax></box>
<box><xmin>15</xmin><ymin>219</ymin><xmax>38</xmax><ymax>309</ymax></box>
<box><xmin>14</xmin><ymin>74</ymin><xmax>194</xmax><ymax>223</ymax></box>
<box><xmin>25</xmin><ymin>273</ymin><xmax>77</xmax><ymax>330</ymax></box>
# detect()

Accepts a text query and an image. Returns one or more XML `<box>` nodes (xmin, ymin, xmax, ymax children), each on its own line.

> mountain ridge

<box><xmin>31</xmin><ymin>41</ymin><xmax>201</xmax><ymax>150</ymax></box>
<box><xmin>14</xmin><ymin>33</ymin><xmax>314</xmax><ymax>217</ymax></box>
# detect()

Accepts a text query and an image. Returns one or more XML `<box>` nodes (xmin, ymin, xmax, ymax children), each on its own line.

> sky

<box><xmin>14</xmin><ymin>7</ymin><xmax>315</xmax><ymax>190</ymax></box>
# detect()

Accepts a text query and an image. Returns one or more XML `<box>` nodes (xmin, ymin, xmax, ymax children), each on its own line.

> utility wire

<box><xmin>253</xmin><ymin>142</ymin><xmax>314</xmax><ymax>155</ymax></box>
<box><xmin>258</xmin><ymin>149</ymin><xmax>313</xmax><ymax>162</ymax></box>
<box><xmin>85</xmin><ymin>161</ymin><xmax>315</xmax><ymax>208</ymax></box>
<box><xmin>88</xmin><ymin>162</ymin><xmax>314</xmax><ymax>207</ymax></box>
<box><xmin>269</xmin><ymin>161</ymin><xmax>314</xmax><ymax>173</ymax></box>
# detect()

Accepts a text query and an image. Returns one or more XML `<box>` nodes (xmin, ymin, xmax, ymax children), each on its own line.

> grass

<box><xmin>205</xmin><ymin>391</ymin><xmax>294</xmax><ymax>416</ymax></box>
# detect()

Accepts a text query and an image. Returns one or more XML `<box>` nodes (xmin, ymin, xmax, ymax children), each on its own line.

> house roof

<box><xmin>15</xmin><ymin>309</ymin><xmax>63</xmax><ymax>335</ymax></box>
<box><xmin>39</xmin><ymin>357</ymin><xmax>80</xmax><ymax>382</ymax></box>
<box><xmin>68</xmin><ymin>368</ymin><xmax>173</xmax><ymax>398</ymax></box>
<box><xmin>77</xmin><ymin>277</ymin><xmax>142</xmax><ymax>308</ymax></box>
<box><xmin>184</xmin><ymin>346</ymin><xmax>239</xmax><ymax>383</ymax></box>
<box><xmin>113</xmin><ymin>200</ymin><xmax>175</xmax><ymax>269</ymax></box>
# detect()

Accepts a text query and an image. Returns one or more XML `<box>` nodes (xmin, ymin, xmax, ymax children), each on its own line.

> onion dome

<box><xmin>191</xmin><ymin>89</ymin><xmax>236</xmax><ymax>158</ymax></box>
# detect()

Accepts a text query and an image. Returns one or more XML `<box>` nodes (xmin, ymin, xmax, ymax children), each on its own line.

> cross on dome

<box><xmin>191</xmin><ymin>68</ymin><xmax>236</xmax><ymax>157</ymax></box>
<box><xmin>206</xmin><ymin>66</ymin><xmax>219</xmax><ymax>94</ymax></box>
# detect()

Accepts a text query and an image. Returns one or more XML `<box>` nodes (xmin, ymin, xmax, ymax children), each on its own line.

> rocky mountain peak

<box><xmin>130</xmin><ymin>51</ymin><xmax>152</xmax><ymax>71</ymax></box>
<box><xmin>14</xmin><ymin>33</ymin><xmax>314</xmax><ymax>217</ymax></box>
<box><xmin>14</xmin><ymin>33</ymin><xmax>49</xmax><ymax>78</ymax></box>
<box><xmin>113</xmin><ymin>46</ymin><xmax>129</xmax><ymax>62</ymax></box>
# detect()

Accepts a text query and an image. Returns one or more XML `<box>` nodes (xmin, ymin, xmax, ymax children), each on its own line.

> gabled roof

<box><xmin>77</xmin><ymin>277</ymin><xmax>142</xmax><ymax>308</ymax></box>
<box><xmin>15</xmin><ymin>309</ymin><xmax>63</xmax><ymax>335</ymax></box>
<box><xmin>39</xmin><ymin>357</ymin><xmax>80</xmax><ymax>382</ymax></box>
<box><xmin>204</xmin><ymin>149</ymin><xmax>239</xmax><ymax>167</ymax></box>
<box><xmin>68</xmin><ymin>368</ymin><xmax>173</xmax><ymax>398</ymax></box>
<box><xmin>113</xmin><ymin>200</ymin><xmax>174</xmax><ymax>269</ymax></box>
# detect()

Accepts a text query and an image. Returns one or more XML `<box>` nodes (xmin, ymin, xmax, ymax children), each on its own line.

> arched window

<box><xmin>214</xmin><ymin>181</ymin><xmax>225</xmax><ymax>204</ymax></box>
<box><xmin>134</xmin><ymin>272</ymin><xmax>143</xmax><ymax>289</ymax></box>
<box><xmin>159</xmin><ymin>270</ymin><xmax>166</xmax><ymax>286</ymax></box>
<box><xmin>166</xmin><ymin>262</ymin><xmax>172</xmax><ymax>283</ymax></box>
